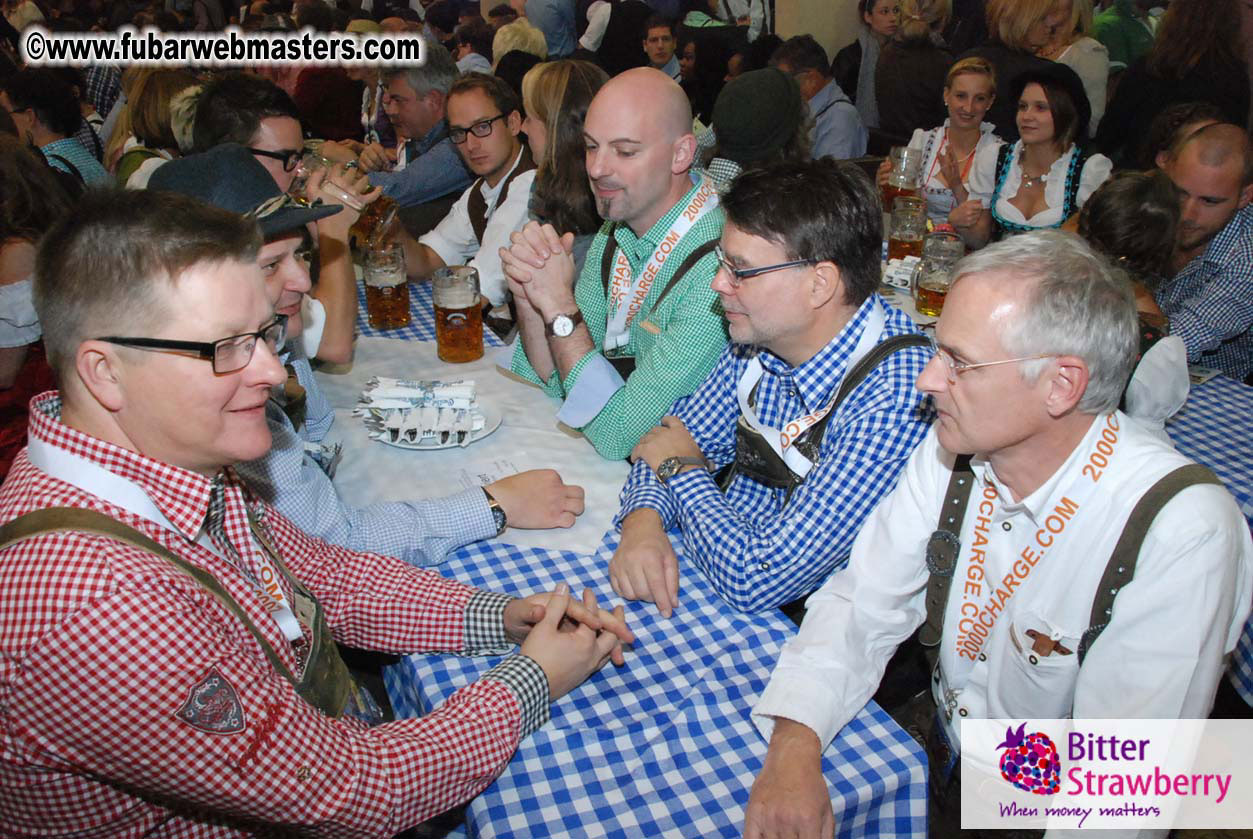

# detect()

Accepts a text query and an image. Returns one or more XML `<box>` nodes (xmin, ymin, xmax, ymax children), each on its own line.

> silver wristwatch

<box><xmin>656</xmin><ymin>456</ymin><xmax>706</xmax><ymax>483</ymax></box>
<box><xmin>545</xmin><ymin>310</ymin><xmax>584</xmax><ymax>338</ymax></box>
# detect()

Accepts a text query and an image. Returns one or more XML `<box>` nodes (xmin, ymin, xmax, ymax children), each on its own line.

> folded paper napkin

<box><xmin>355</xmin><ymin>378</ymin><xmax>486</xmax><ymax>447</ymax></box>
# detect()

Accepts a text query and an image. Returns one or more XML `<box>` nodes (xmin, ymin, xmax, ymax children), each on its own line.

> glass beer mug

<box><xmin>433</xmin><ymin>266</ymin><xmax>484</xmax><ymax>362</ymax></box>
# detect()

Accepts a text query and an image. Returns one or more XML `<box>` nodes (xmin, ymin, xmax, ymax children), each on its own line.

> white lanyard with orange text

<box><xmin>949</xmin><ymin>412</ymin><xmax>1124</xmax><ymax>670</ymax></box>
<box><xmin>27</xmin><ymin>436</ymin><xmax>305</xmax><ymax>642</ymax></box>
<box><xmin>603</xmin><ymin>177</ymin><xmax>719</xmax><ymax>351</ymax></box>
<box><xmin>733</xmin><ymin>301</ymin><xmax>885</xmax><ymax>478</ymax></box>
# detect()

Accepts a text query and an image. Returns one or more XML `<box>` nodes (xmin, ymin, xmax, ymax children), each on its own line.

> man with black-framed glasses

<box><xmin>609</xmin><ymin>159</ymin><xmax>933</xmax><ymax>618</ymax></box>
<box><xmin>0</xmin><ymin>187</ymin><xmax>632</xmax><ymax>836</ymax></box>
<box><xmin>399</xmin><ymin>72</ymin><xmax>536</xmax><ymax>314</ymax></box>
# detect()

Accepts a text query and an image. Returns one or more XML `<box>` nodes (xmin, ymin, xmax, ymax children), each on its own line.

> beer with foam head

<box><xmin>433</xmin><ymin>266</ymin><xmax>484</xmax><ymax>363</ymax></box>
<box><xmin>364</xmin><ymin>243</ymin><xmax>410</xmax><ymax>330</ymax></box>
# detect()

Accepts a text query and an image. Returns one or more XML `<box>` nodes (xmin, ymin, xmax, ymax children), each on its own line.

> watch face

<box><xmin>552</xmin><ymin>315</ymin><xmax>574</xmax><ymax>337</ymax></box>
<box><xmin>658</xmin><ymin>458</ymin><xmax>678</xmax><ymax>480</ymax></box>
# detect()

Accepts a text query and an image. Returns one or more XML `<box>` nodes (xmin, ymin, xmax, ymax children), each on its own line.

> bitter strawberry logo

<box><xmin>997</xmin><ymin>723</ymin><xmax>1061</xmax><ymax>795</ymax></box>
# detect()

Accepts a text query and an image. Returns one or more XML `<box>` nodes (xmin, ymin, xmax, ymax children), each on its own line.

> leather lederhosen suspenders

<box><xmin>597</xmin><ymin>231</ymin><xmax>719</xmax><ymax>379</ymax></box>
<box><xmin>466</xmin><ymin>146</ymin><xmax>536</xmax><ymax>246</ymax></box>
<box><xmin>919</xmin><ymin>460</ymin><xmax>1223</xmax><ymax>669</ymax></box>
<box><xmin>0</xmin><ymin>507</ymin><xmax>373</xmax><ymax>721</ymax></box>
<box><xmin>717</xmin><ymin>334</ymin><xmax>930</xmax><ymax>504</ymax></box>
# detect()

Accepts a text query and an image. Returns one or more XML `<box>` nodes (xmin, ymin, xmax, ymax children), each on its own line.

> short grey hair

<box><xmin>383</xmin><ymin>41</ymin><xmax>459</xmax><ymax>98</ymax></box>
<box><xmin>952</xmin><ymin>230</ymin><xmax>1139</xmax><ymax>414</ymax></box>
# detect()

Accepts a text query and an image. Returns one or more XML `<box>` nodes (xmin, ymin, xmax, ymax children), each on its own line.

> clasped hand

<box><xmin>507</xmin><ymin>583</ymin><xmax>634</xmax><ymax>700</ymax></box>
<box><xmin>498</xmin><ymin>221</ymin><xmax>578</xmax><ymax>320</ymax></box>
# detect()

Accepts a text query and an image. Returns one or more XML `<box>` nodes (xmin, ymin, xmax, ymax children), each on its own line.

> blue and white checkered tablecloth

<box><xmin>1165</xmin><ymin>375</ymin><xmax>1253</xmax><ymax>706</ymax></box>
<box><xmin>385</xmin><ymin>532</ymin><xmax>927</xmax><ymax>839</ymax></box>
<box><xmin>356</xmin><ymin>279</ymin><xmax>505</xmax><ymax>347</ymax></box>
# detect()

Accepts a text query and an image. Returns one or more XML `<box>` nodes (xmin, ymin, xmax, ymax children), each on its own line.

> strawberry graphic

<box><xmin>996</xmin><ymin>723</ymin><xmax>1061</xmax><ymax>795</ymax></box>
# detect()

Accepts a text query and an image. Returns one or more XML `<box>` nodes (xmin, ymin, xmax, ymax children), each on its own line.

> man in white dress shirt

<box><xmin>400</xmin><ymin>71</ymin><xmax>536</xmax><ymax>312</ymax></box>
<box><xmin>744</xmin><ymin>230</ymin><xmax>1253</xmax><ymax>839</ymax></box>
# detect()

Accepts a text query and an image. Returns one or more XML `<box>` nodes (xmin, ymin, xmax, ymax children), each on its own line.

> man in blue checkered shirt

<box><xmin>608</xmin><ymin>160</ymin><xmax>934</xmax><ymax>616</ymax></box>
<box><xmin>1156</xmin><ymin>123</ymin><xmax>1253</xmax><ymax>383</ymax></box>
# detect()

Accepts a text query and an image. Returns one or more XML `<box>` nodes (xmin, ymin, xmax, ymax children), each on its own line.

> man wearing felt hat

<box><xmin>699</xmin><ymin>66</ymin><xmax>811</xmax><ymax>193</ymax></box>
<box><xmin>0</xmin><ymin>185</ymin><xmax>632</xmax><ymax>836</ymax></box>
<box><xmin>149</xmin><ymin>144</ymin><xmax>587</xmax><ymax>568</ymax></box>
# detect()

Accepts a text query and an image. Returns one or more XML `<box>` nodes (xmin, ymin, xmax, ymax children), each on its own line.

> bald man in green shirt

<box><xmin>501</xmin><ymin>67</ymin><xmax>727</xmax><ymax>460</ymax></box>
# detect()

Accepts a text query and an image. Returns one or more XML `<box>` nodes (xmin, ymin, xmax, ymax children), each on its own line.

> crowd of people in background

<box><xmin>1</xmin><ymin>0</ymin><xmax>1253</xmax><ymax>835</ymax></box>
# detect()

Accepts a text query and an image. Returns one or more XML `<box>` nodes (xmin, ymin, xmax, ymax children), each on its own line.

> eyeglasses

<box><xmin>448</xmin><ymin>114</ymin><xmax>505</xmax><ymax>144</ymax></box>
<box><xmin>924</xmin><ymin>334</ymin><xmax>1057</xmax><ymax>384</ymax></box>
<box><xmin>714</xmin><ymin>245</ymin><xmax>815</xmax><ymax>288</ymax></box>
<box><xmin>248</xmin><ymin>147</ymin><xmax>305</xmax><ymax>173</ymax></box>
<box><xmin>99</xmin><ymin>315</ymin><xmax>288</xmax><ymax>374</ymax></box>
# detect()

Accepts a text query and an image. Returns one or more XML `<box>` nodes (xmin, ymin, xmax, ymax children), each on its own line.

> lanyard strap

<box><xmin>947</xmin><ymin>412</ymin><xmax>1125</xmax><ymax>680</ymax></box>
<box><xmin>26</xmin><ymin>436</ymin><xmax>304</xmax><ymax>642</ymax></box>
<box><xmin>733</xmin><ymin>301</ymin><xmax>886</xmax><ymax>479</ymax></box>
<box><xmin>603</xmin><ymin>178</ymin><xmax>719</xmax><ymax>351</ymax></box>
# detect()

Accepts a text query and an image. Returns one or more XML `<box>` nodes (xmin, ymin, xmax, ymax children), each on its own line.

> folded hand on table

<box><xmin>514</xmin><ymin>584</ymin><xmax>634</xmax><ymax>699</ymax></box>
<box><xmin>609</xmin><ymin>509</ymin><xmax>680</xmax><ymax>618</ymax></box>
<box><xmin>486</xmin><ymin>469</ymin><xmax>585</xmax><ymax>529</ymax></box>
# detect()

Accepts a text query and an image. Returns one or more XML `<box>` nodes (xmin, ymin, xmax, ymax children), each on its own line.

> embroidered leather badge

<box><xmin>175</xmin><ymin>666</ymin><xmax>246</xmax><ymax>735</ymax></box>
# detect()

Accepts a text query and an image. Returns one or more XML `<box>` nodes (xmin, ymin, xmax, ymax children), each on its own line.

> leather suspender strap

<box><xmin>597</xmin><ymin>236</ymin><xmax>719</xmax><ymax>376</ymax></box>
<box><xmin>467</xmin><ymin>145</ymin><xmax>536</xmax><ymax>244</ymax></box>
<box><xmin>0</xmin><ymin>506</ymin><xmax>355</xmax><ymax>719</ymax></box>
<box><xmin>919</xmin><ymin>454</ymin><xmax>974</xmax><ymax>666</ymax></box>
<box><xmin>831</xmin><ymin>333</ymin><xmax>929</xmax><ymax>407</ymax></box>
<box><xmin>1076</xmin><ymin>463</ymin><xmax>1221</xmax><ymax>664</ymax></box>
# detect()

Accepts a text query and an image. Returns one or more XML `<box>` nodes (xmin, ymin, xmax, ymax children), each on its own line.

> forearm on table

<box><xmin>401</xmin><ymin>237</ymin><xmax>446</xmax><ymax>280</ymax></box>
<box><xmin>310</xmin><ymin>232</ymin><xmax>357</xmax><ymax>364</ymax></box>
<box><xmin>338</xmin><ymin>488</ymin><xmax>497</xmax><ymax>570</ymax></box>
<box><xmin>616</xmin><ymin>459</ymin><xmax>681</xmax><ymax>531</ymax></box>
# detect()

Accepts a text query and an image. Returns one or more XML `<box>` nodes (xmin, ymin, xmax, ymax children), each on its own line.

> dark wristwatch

<box><xmin>482</xmin><ymin>487</ymin><xmax>507</xmax><ymax>536</ymax></box>
<box><xmin>545</xmin><ymin>310</ymin><xmax>584</xmax><ymax>338</ymax></box>
<box><xmin>656</xmin><ymin>456</ymin><xmax>706</xmax><ymax>484</ymax></box>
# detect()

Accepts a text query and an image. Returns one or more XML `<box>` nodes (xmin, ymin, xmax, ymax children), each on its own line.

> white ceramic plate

<box><xmin>374</xmin><ymin>403</ymin><xmax>502</xmax><ymax>450</ymax></box>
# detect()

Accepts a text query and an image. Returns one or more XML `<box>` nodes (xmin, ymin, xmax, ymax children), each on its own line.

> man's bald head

<box><xmin>583</xmin><ymin>66</ymin><xmax>699</xmax><ymax>234</ymax></box>
<box><xmin>1171</xmin><ymin>122</ymin><xmax>1253</xmax><ymax>187</ymax></box>
<box><xmin>599</xmin><ymin>67</ymin><xmax>693</xmax><ymax>142</ymax></box>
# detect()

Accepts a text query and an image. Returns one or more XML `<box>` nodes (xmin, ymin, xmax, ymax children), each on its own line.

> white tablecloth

<box><xmin>314</xmin><ymin>337</ymin><xmax>630</xmax><ymax>556</ymax></box>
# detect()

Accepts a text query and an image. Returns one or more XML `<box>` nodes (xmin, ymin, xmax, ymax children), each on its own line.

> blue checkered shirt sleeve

<box><xmin>617</xmin><ymin>308</ymin><xmax>933</xmax><ymax>613</ymax></box>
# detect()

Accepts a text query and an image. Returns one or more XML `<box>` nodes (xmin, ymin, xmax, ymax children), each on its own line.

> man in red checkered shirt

<box><xmin>0</xmin><ymin>188</ymin><xmax>631</xmax><ymax>837</ymax></box>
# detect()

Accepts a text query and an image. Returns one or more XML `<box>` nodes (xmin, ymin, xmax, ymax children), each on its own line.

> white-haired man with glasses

<box><xmin>745</xmin><ymin>229</ymin><xmax>1253</xmax><ymax>839</ymax></box>
<box><xmin>0</xmin><ymin>187</ymin><xmax>632</xmax><ymax>836</ymax></box>
<box><xmin>608</xmin><ymin>159</ymin><xmax>933</xmax><ymax>617</ymax></box>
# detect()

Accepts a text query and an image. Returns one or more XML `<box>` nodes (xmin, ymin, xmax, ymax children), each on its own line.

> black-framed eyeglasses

<box><xmin>99</xmin><ymin>315</ymin><xmax>288</xmax><ymax>374</ymax></box>
<box><xmin>714</xmin><ymin>244</ymin><xmax>815</xmax><ymax>288</ymax></box>
<box><xmin>924</xmin><ymin>334</ymin><xmax>1057</xmax><ymax>384</ymax></box>
<box><xmin>448</xmin><ymin>114</ymin><xmax>505</xmax><ymax>144</ymax></box>
<box><xmin>248</xmin><ymin>147</ymin><xmax>305</xmax><ymax>173</ymax></box>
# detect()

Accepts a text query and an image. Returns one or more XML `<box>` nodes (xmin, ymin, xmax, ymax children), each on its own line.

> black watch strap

<box><xmin>482</xmin><ymin>487</ymin><xmax>507</xmax><ymax>536</ymax></box>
